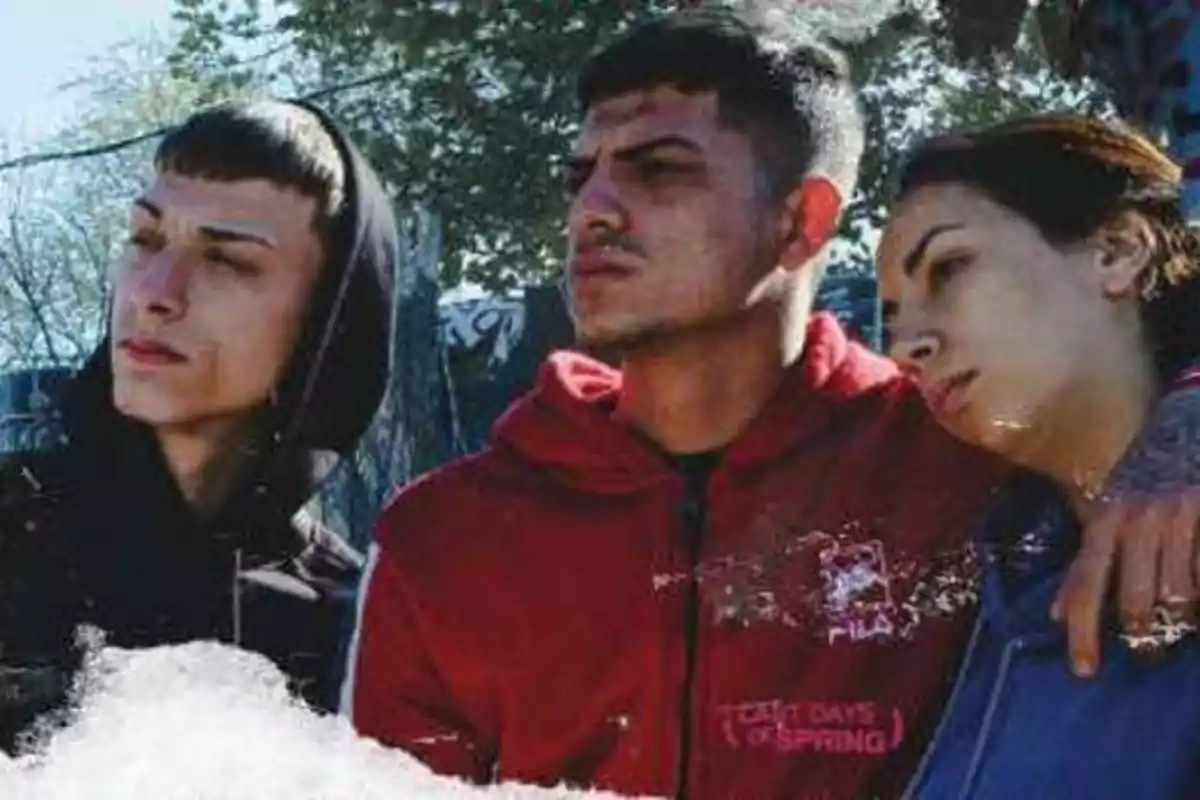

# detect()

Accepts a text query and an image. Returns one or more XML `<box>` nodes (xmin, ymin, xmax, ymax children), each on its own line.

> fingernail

<box><xmin>1075</xmin><ymin>658</ymin><xmax>1095</xmax><ymax>678</ymax></box>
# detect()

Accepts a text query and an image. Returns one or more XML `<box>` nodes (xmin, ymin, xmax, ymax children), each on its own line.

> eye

<box><xmin>880</xmin><ymin>299</ymin><xmax>898</xmax><ymax>322</ymax></box>
<box><xmin>928</xmin><ymin>253</ymin><xmax>972</xmax><ymax>293</ymax></box>
<box><xmin>563</xmin><ymin>164</ymin><xmax>591</xmax><ymax>198</ymax></box>
<box><xmin>634</xmin><ymin>157</ymin><xmax>691</xmax><ymax>182</ymax></box>
<box><xmin>202</xmin><ymin>248</ymin><xmax>258</xmax><ymax>276</ymax></box>
<box><xmin>127</xmin><ymin>230</ymin><xmax>160</xmax><ymax>253</ymax></box>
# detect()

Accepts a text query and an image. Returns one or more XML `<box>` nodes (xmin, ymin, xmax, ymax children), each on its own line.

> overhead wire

<box><xmin>0</xmin><ymin>65</ymin><xmax>406</xmax><ymax>174</ymax></box>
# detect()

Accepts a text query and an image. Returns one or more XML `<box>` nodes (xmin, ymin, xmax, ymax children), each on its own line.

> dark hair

<box><xmin>896</xmin><ymin>113</ymin><xmax>1200</xmax><ymax>381</ymax></box>
<box><xmin>576</xmin><ymin>8</ymin><xmax>863</xmax><ymax>203</ymax></box>
<box><xmin>155</xmin><ymin>100</ymin><xmax>346</xmax><ymax>248</ymax></box>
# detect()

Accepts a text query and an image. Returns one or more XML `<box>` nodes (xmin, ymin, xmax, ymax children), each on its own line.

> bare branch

<box><xmin>3</xmin><ymin>209</ymin><xmax>63</xmax><ymax>365</ymax></box>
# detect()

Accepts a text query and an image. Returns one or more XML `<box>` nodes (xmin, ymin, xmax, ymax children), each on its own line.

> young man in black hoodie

<box><xmin>0</xmin><ymin>99</ymin><xmax>397</xmax><ymax>752</ymax></box>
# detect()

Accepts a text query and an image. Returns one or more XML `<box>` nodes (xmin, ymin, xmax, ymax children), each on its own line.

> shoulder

<box><xmin>0</xmin><ymin>450</ymin><xmax>65</xmax><ymax>506</ymax></box>
<box><xmin>809</xmin><ymin>333</ymin><xmax>950</xmax><ymax>438</ymax></box>
<box><xmin>369</xmin><ymin>447</ymin><xmax>540</xmax><ymax>581</ymax></box>
<box><xmin>837</xmin><ymin>357</ymin><xmax>1001</xmax><ymax>473</ymax></box>
<box><xmin>810</xmin><ymin>355</ymin><xmax>1013</xmax><ymax>524</ymax></box>
<box><xmin>0</xmin><ymin>445</ymin><xmax>72</xmax><ymax>552</ymax></box>
<box><xmin>376</xmin><ymin>447</ymin><xmax>511</xmax><ymax>536</ymax></box>
<box><xmin>975</xmin><ymin>472</ymin><xmax>1070</xmax><ymax>539</ymax></box>
<box><xmin>0</xmin><ymin>370</ymin><xmax>84</xmax><ymax>600</ymax></box>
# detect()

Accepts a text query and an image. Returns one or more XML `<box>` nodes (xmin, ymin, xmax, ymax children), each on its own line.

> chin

<box><xmin>113</xmin><ymin>401</ymin><xmax>183</xmax><ymax>427</ymax></box>
<box><xmin>958</xmin><ymin>406</ymin><xmax>1034</xmax><ymax>461</ymax></box>
<box><xmin>111</xmin><ymin>384</ymin><xmax>192</xmax><ymax>427</ymax></box>
<box><xmin>573</xmin><ymin>315</ymin><xmax>666</xmax><ymax>352</ymax></box>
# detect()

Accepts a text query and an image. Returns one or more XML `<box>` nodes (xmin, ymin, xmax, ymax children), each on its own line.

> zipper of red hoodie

<box><xmin>674</xmin><ymin>465</ymin><xmax>711</xmax><ymax>800</ymax></box>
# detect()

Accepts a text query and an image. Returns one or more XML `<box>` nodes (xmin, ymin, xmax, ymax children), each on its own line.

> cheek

<box><xmin>955</xmin><ymin>273</ymin><xmax>1058</xmax><ymax>367</ymax></box>
<box><xmin>946</xmin><ymin>281</ymin><xmax>1059</xmax><ymax>407</ymax></box>
<box><xmin>109</xmin><ymin>273</ymin><xmax>139</xmax><ymax>326</ymax></box>
<box><xmin>650</xmin><ymin>205</ymin><xmax>760</xmax><ymax>290</ymax></box>
<box><xmin>961</xmin><ymin>319</ymin><xmax>1077</xmax><ymax>443</ymax></box>
<box><xmin>199</xmin><ymin>281</ymin><xmax>310</xmax><ymax>393</ymax></box>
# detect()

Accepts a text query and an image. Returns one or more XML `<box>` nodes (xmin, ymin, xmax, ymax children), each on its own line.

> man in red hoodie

<box><xmin>343</xmin><ymin>10</ymin><xmax>1200</xmax><ymax>799</ymax></box>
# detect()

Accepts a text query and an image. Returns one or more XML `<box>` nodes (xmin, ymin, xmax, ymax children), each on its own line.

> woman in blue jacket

<box><xmin>878</xmin><ymin>113</ymin><xmax>1200</xmax><ymax>799</ymax></box>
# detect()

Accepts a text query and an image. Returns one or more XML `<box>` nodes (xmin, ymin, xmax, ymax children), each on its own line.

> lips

<box><xmin>570</xmin><ymin>251</ymin><xmax>637</xmax><ymax>282</ymax></box>
<box><xmin>923</xmin><ymin>369</ymin><xmax>978</xmax><ymax>417</ymax></box>
<box><xmin>118</xmin><ymin>337</ymin><xmax>187</xmax><ymax>365</ymax></box>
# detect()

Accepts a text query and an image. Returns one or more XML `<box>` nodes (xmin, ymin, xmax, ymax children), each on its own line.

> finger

<box><xmin>1063</xmin><ymin>509</ymin><xmax>1122</xmax><ymax>677</ymax></box>
<box><xmin>1161</xmin><ymin>496</ymin><xmax>1197</xmax><ymax>623</ymax></box>
<box><xmin>1052</xmin><ymin>562</ymin><xmax>1072</xmax><ymax>621</ymax></box>
<box><xmin>1192</xmin><ymin>514</ymin><xmax>1200</xmax><ymax>618</ymax></box>
<box><xmin>1118</xmin><ymin>502</ymin><xmax>1165</xmax><ymax>635</ymax></box>
<box><xmin>1052</xmin><ymin>546</ymin><xmax>1084</xmax><ymax>621</ymax></box>
<box><xmin>1053</xmin><ymin>525</ymin><xmax>1093</xmax><ymax>623</ymax></box>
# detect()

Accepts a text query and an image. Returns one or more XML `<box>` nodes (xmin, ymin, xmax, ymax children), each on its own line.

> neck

<box><xmin>615</xmin><ymin>299</ymin><xmax>807</xmax><ymax>455</ymax></box>
<box><xmin>1016</xmin><ymin>355</ymin><xmax>1157</xmax><ymax>521</ymax></box>
<box><xmin>155</xmin><ymin>414</ymin><xmax>259</xmax><ymax>521</ymax></box>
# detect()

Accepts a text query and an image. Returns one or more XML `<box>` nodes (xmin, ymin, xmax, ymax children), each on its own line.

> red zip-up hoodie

<box><xmin>343</xmin><ymin>314</ymin><xmax>1009</xmax><ymax>799</ymax></box>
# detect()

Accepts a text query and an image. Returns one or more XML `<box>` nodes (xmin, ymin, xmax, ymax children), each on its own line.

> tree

<box><xmin>171</xmin><ymin>0</ymin><xmax>706</xmax><ymax>291</ymax></box>
<box><xmin>168</xmin><ymin>0</ymin><xmax>1111</xmax><ymax>293</ymax></box>
<box><xmin>0</xmin><ymin>1</ymin><xmax>1116</xmax><ymax>537</ymax></box>
<box><xmin>833</xmin><ymin>1</ymin><xmax>1111</xmax><ymax>275</ymax></box>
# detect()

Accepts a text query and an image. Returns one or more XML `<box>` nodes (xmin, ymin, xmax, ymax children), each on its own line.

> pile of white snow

<box><xmin>0</xmin><ymin>642</ymin><xmax>642</xmax><ymax>800</ymax></box>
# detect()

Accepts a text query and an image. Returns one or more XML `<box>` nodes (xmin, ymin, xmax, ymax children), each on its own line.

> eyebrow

<box><xmin>902</xmin><ymin>223</ymin><xmax>964</xmax><ymax>276</ymax></box>
<box><xmin>132</xmin><ymin>197</ymin><xmax>277</xmax><ymax>250</ymax></box>
<box><xmin>566</xmin><ymin>134</ymin><xmax>704</xmax><ymax>171</ymax></box>
<box><xmin>133</xmin><ymin>198</ymin><xmax>162</xmax><ymax>219</ymax></box>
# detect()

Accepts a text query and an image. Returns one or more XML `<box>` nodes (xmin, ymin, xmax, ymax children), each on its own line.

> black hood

<box><xmin>273</xmin><ymin>100</ymin><xmax>395</xmax><ymax>457</ymax></box>
<box><xmin>66</xmin><ymin>101</ymin><xmax>397</xmax><ymax>553</ymax></box>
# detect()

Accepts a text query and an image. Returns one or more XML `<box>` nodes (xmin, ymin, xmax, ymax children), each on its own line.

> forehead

<box><xmin>135</xmin><ymin>171</ymin><xmax>318</xmax><ymax>238</ymax></box>
<box><xmin>574</xmin><ymin>87</ymin><xmax>740</xmax><ymax>155</ymax></box>
<box><xmin>879</xmin><ymin>184</ymin><xmax>1014</xmax><ymax>275</ymax></box>
<box><xmin>879</xmin><ymin>184</ymin><xmax>1019</xmax><ymax>304</ymax></box>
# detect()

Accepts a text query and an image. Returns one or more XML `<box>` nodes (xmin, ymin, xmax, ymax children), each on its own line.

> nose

<box><xmin>569</xmin><ymin>164</ymin><xmax>627</xmax><ymax>241</ymax></box>
<box><xmin>889</xmin><ymin>330</ymin><xmax>942</xmax><ymax>374</ymax></box>
<box><xmin>125</xmin><ymin>249</ymin><xmax>190</xmax><ymax>321</ymax></box>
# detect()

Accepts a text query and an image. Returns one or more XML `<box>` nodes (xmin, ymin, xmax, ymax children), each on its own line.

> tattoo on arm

<box><xmin>1105</xmin><ymin>388</ymin><xmax>1200</xmax><ymax>496</ymax></box>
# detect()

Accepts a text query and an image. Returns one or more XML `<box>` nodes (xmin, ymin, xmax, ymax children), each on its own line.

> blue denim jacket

<box><xmin>906</xmin><ymin>475</ymin><xmax>1200</xmax><ymax>799</ymax></box>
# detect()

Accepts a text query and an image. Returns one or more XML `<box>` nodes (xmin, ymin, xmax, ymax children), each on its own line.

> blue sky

<box><xmin>0</xmin><ymin>0</ymin><xmax>176</xmax><ymax>147</ymax></box>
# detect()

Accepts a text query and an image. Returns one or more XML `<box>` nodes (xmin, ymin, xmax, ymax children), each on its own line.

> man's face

<box><xmin>110</xmin><ymin>171</ymin><xmax>325</xmax><ymax>429</ymax></box>
<box><xmin>564</xmin><ymin>87</ymin><xmax>778</xmax><ymax>350</ymax></box>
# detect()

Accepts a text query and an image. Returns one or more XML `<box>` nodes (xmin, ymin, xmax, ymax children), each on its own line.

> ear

<box><xmin>776</xmin><ymin>176</ymin><xmax>843</xmax><ymax>272</ymax></box>
<box><xmin>1093</xmin><ymin>212</ymin><xmax>1156</xmax><ymax>299</ymax></box>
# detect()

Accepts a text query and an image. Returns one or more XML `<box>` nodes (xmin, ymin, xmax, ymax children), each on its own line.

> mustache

<box><xmin>573</xmin><ymin>232</ymin><xmax>646</xmax><ymax>259</ymax></box>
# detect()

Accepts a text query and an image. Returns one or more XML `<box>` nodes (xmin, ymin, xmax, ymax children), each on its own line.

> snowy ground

<box><xmin>0</xmin><ymin>642</ymin><xmax>643</xmax><ymax>800</ymax></box>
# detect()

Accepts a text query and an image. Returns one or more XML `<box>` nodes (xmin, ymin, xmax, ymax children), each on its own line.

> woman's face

<box><xmin>877</xmin><ymin>183</ymin><xmax>1126</xmax><ymax>459</ymax></box>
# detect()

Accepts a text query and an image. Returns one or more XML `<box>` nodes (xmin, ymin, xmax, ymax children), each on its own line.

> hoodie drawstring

<box><xmin>232</xmin><ymin>548</ymin><xmax>244</xmax><ymax>647</ymax></box>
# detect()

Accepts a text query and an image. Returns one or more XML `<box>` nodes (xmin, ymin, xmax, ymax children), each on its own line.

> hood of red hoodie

<box><xmin>490</xmin><ymin>312</ymin><xmax>903</xmax><ymax>494</ymax></box>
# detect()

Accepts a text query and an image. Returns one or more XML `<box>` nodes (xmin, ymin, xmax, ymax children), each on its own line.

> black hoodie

<box><xmin>0</xmin><ymin>102</ymin><xmax>396</xmax><ymax>752</ymax></box>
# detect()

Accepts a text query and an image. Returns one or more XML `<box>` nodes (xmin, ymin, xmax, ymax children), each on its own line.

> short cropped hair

<box><xmin>576</xmin><ymin>9</ymin><xmax>864</xmax><ymax>206</ymax></box>
<box><xmin>154</xmin><ymin>100</ymin><xmax>346</xmax><ymax>246</ymax></box>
